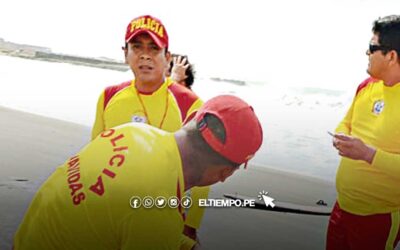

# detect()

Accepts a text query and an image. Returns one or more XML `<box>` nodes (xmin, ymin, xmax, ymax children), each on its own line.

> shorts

<box><xmin>326</xmin><ymin>202</ymin><xmax>400</xmax><ymax>250</ymax></box>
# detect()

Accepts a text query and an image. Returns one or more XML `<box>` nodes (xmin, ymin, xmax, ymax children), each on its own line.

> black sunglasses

<box><xmin>369</xmin><ymin>44</ymin><xmax>389</xmax><ymax>54</ymax></box>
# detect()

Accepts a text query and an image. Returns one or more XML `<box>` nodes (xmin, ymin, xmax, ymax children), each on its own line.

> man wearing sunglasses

<box><xmin>327</xmin><ymin>15</ymin><xmax>400</xmax><ymax>250</ymax></box>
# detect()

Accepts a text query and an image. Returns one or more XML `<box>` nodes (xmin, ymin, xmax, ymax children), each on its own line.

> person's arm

<box><xmin>184</xmin><ymin>186</ymin><xmax>210</xmax><ymax>230</ymax></box>
<box><xmin>332</xmin><ymin>134</ymin><xmax>375</xmax><ymax>163</ymax></box>
<box><xmin>333</xmin><ymin>134</ymin><xmax>400</xmax><ymax>177</ymax></box>
<box><xmin>334</xmin><ymin>99</ymin><xmax>355</xmax><ymax>135</ymax></box>
<box><xmin>91</xmin><ymin>91</ymin><xmax>106</xmax><ymax>140</ymax></box>
<box><xmin>371</xmin><ymin>149</ymin><xmax>400</xmax><ymax>177</ymax></box>
<box><xmin>180</xmin><ymin>234</ymin><xmax>198</xmax><ymax>250</ymax></box>
<box><xmin>332</xmin><ymin>91</ymin><xmax>356</xmax><ymax>151</ymax></box>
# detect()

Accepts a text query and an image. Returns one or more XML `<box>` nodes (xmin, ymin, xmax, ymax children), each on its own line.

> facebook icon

<box><xmin>130</xmin><ymin>196</ymin><xmax>142</xmax><ymax>209</ymax></box>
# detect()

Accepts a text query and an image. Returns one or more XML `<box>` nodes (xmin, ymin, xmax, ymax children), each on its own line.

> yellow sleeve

<box><xmin>335</xmin><ymin>98</ymin><xmax>355</xmax><ymax>135</ymax></box>
<box><xmin>372</xmin><ymin>149</ymin><xmax>400</xmax><ymax>177</ymax></box>
<box><xmin>185</xmin><ymin>186</ymin><xmax>210</xmax><ymax>229</ymax></box>
<box><xmin>180</xmin><ymin>234</ymin><xmax>197</xmax><ymax>250</ymax></box>
<box><xmin>91</xmin><ymin>91</ymin><xmax>106</xmax><ymax>140</ymax></box>
<box><xmin>184</xmin><ymin>98</ymin><xmax>203</xmax><ymax>124</ymax></box>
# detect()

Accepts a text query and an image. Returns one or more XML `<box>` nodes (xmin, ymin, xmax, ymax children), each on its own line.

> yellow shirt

<box><xmin>92</xmin><ymin>78</ymin><xmax>202</xmax><ymax>139</ymax></box>
<box><xmin>14</xmin><ymin>123</ymin><xmax>186</xmax><ymax>250</ymax></box>
<box><xmin>91</xmin><ymin>78</ymin><xmax>208</xmax><ymax>229</ymax></box>
<box><xmin>336</xmin><ymin>77</ymin><xmax>400</xmax><ymax>215</ymax></box>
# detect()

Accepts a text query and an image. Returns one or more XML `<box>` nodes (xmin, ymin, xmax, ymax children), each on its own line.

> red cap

<box><xmin>195</xmin><ymin>95</ymin><xmax>263</xmax><ymax>166</ymax></box>
<box><xmin>125</xmin><ymin>15</ymin><xmax>169</xmax><ymax>48</ymax></box>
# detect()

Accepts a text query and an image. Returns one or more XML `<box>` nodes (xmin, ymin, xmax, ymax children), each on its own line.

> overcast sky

<box><xmin>1</xmin><ymin>0</ymin><xmax>399</xmax><ymax>88</ymax></box>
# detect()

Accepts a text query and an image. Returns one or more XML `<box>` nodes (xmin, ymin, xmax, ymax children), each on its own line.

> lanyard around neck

<box><xmin>135</xmin><ymin>85</ymin><xmax>169</xmax><ymax>129</ymax></box>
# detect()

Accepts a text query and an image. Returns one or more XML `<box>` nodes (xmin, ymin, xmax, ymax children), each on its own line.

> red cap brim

<box><xmin>126</xmin><ymin>29</ymin><xmax>166</xmax><ymax>48</ymax></box>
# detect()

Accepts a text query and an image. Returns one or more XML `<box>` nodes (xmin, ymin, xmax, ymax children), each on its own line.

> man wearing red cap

<box><xmin>14</xmin><ymin>95</ymin><xmax>263</xmax><ymax>250</ymax></box>
<box><xmin>91</xmin><ymin>15</ymin><xmax>202</xmax><ymax>138</ymax></box>
<box><xmin>91</xmin><ymin>15</ymin><xmax>207</xmax><ymax>243</ymax></box>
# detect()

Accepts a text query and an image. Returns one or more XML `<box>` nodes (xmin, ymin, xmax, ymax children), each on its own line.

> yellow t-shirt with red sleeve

<box><xmin>14</xmin><ymin>123</ymin><xmax>187</xmax><ymax>250</ymax></box>
<box><xmin>91</xmin><ymin>78</ymin><xmax>202</xmax><ymax>139</ymax></box>
<box><xmin>91</xmin><ymin>77</ymin><xmax>208</xmax><ymax>230</ymax></box>
<box><xmin>335</xmin><ymin>77</ymin><xmax>400</xmax><ymax>215</ymax></box>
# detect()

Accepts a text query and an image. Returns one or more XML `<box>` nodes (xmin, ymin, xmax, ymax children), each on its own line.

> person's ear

<box><xmin>164</xmin><ymin>51</ymin><xmax>172</xmax><ymax>75</ymax></box>
<box><xmin>220</xmin><ymin>166</ymin><xmax>237</xmax><ymax>183</ymax></box>
<box><xmin>165</xmin><ymin>51</ymin><xmax>171</xmax><ymax>64</ymax></box>
<box><xmin>393</xmin><ymin>51</ymin><xmax>399</xmax><ymax>66</ymax></box>
<box><xmin>122</xmin><ymin>46</ymin><xmax>128</xmax><ymax>64</ymax></box>
<box><xmin>388</xmin><ymin>50</ymin><xmax>398</xmax><ymax>66</ymax></box>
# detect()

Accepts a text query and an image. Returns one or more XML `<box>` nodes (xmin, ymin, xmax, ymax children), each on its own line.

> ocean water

<box><xmin>193</xmin><ymin>81</ymin><xmax>354</xmax><ymax>182</ymax></box>
<box><xmin>0</xmin><ymin>55</ymin><xmax>357</xmax><ymax>182</ymax></box>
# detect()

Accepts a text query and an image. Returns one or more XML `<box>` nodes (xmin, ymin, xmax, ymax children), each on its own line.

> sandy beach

<box><xmin>0</xmin><ymin>106</ymin><xmax>90</xmax><ymax>249</ymax></box>
<box><xmin>201</xmin><ymin>165</ymin><xmax>336</xmax><ymax>249</ymax></box>
<box><xmin>0</xmin><ymin>106</ymin><xmax>337</xmax><ymax>250</ymax></box>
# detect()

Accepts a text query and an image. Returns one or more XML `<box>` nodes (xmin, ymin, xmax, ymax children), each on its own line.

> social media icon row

<box><xmin>130</xmin><ymin>196</ymin><xmax>192</xmax><ymax>209</ymax></box>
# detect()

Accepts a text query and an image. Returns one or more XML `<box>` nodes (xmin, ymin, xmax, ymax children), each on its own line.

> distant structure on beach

<box><xmin>210</xmin><ymin>77</ymin><xmax>246</xmax><ymax>86</ymax></box>
<box><xmin>0</xmin><ymin>38</ymin><xmax>51</xmax><ymax>57</ymax></box>
<box><xmin>0</xmin><ymin>38</ymin><xmax>129</xmax><ymax>72</ymax></box>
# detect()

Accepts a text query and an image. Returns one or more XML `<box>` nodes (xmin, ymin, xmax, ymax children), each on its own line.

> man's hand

<box><xmin>171</xmin><ymin>56</ymin><xmax>189</xmax><ymax>83</ymax></box>
<box><xmin>191</xmin><ymin>244</ymin><xmax>201</xmax><ymax>250</ymax></box>
<box><xmin>181</xmin><ymin>225</ymin><xmax>199</xmax><ymax>250</ymax></box>
<box><xmin>332</xmin><ymin>133</ymin><xmax>376</xmax><ymax>164</ymax></box>
<box><xmin>183</xmin><ymin>225</ymin><xmax>197</xmax><ymax>240</ymax></box>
